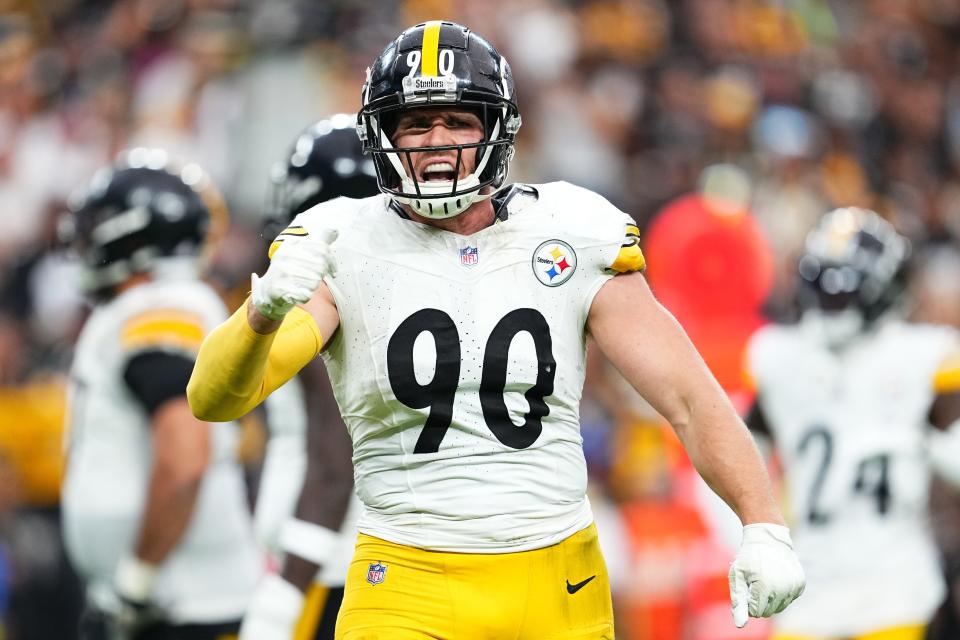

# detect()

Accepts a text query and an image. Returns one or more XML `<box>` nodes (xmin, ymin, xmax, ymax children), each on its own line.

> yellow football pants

<box><xmin>773</xmin><ymin>623</ymin><xmax>926</xmax><ymax>640</ymax></box>
<box><xmin>335</xmin><ymin>523</ymin><xmax>613</xmax><ymax>639</ymax></box>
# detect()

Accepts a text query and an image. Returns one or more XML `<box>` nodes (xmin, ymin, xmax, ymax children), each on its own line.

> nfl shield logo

<box><xmin>366</xmin><ymin>561</ymin><xmax>387</xmax><ymax>586</ymax></box>
<box><xmin>460</xmin><ymin>245</ymin><xmax>479</xmax><ymax>266</ymax></box>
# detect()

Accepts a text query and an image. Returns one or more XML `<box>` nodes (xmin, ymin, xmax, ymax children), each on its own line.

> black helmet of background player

<box><xmin>797</xmin><ymin>207</ymin><xmax>910</xmax><ymax>343</ymax></box>
<box><xmin>357</xmin><ymin>20</ymin><xmax>522</xmax><ymax>220</ymax></box>
<box><xmin>269</xmin><ymin>114</ymin><xmax>379</xmax><ymax>226</ymax></box>
<box><xmin>63</xmin><ymin>148</ymin><xmax>226</xmax><ymax>298</ymax></box>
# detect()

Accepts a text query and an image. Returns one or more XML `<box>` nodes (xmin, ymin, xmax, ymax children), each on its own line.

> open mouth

<box><xmin>420</xmin><ymin>161</ymin><xmax>458</xmax><ymax>182</ymax></box>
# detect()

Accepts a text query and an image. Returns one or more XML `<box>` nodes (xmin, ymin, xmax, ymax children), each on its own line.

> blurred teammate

<box><xmin>241</xmin><ymin>116</ymin><xmax>378</xmax><ymax>640</ymax></box>
<box><xmin>60</xmin><ymin>150</ymin><xmax>261</xmax><ymax>640</ymax></box>
<box><xmin>189</xmin><ymin>21</ymin><xmax>804</xmax><ymax>638</ymax></box>
<box><xmin>745</xmin><ymin>207</ymin><xmax>960</xmax><ymax>640</ymax></box>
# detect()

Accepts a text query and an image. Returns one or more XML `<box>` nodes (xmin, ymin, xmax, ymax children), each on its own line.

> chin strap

<box><xmin>395</xmin><ymin>181</ymin><xmax>511</xmax><ymax>220</ymax></box>
<box><xmin>405</xmin><ymin>190</ymin><xmax>487</xmax><ymax>219</ymax></box>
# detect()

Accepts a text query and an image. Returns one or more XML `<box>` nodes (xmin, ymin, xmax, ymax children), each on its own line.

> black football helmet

<box><xmin>63</xmin><ymin>148</ymin><xmax>226</xmax><ymax>296</ymax></box>
<box><xmin>797</xmin><ymin>207</ymin><xmax>910</xmax><ymax>324</ymax></box>
<box><xmin>269</xmin><ymin>113</ymin><xmax>378</xmax><ymax>226</ymax></box>
<box><xmin>357</xmin><ymin>21</ymin><xmax>521</xmax><ymax>219</ymax></box>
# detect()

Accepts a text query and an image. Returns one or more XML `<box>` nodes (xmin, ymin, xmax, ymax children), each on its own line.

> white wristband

<box><xmin>114</xmin><ymin>555</ymin><xmax>159</xmax><ymax>602</ymax></box>
<box><xmin>278</xmin><ymin>519</ymin><xmax>338</xmax><ymax>566</ymax></box>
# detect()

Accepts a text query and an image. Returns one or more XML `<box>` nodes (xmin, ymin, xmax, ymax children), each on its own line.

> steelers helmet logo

<box><xmin>532</xmin><ymin>239</ymin><xmax>577</xmax><ymax>287</ymax></box>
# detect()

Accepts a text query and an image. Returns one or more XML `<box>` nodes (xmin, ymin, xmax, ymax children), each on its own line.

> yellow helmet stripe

<box><xmin>420</xmin><ymin>21</ymin><xmax>442</xmax><ymax>77</ymax></box>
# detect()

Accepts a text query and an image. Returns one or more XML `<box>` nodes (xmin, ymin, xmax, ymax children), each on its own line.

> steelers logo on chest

<box><xmin>532</xmin><ymin>239</ymin><xmax>577</xmax><ymax>287</ymax></box>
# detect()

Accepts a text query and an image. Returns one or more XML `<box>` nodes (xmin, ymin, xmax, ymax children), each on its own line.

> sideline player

<box><xmin>745</xmin><ymin>207</ymin><xmax>960</xmax><ymax>640</ymax></box>
<box><xmin>60</xmin><ymin>150</ymin><xmax>262</xmax><ymax>639</ymax></box>
<box><xmin>189</xmin><ymin>22</ymin><xmax>805</xmax><ymax>639</ymax></box>
<box><xmin>241</xmin><ymin>116</ymin><xmax>378</xmax><ymax>640</ymax></box>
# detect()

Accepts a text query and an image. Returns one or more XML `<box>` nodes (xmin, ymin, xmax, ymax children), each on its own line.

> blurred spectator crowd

<box><xmin>1</xmin><ymin>0</ymin><xmax>960</xmax><ymax>639</ymax></box>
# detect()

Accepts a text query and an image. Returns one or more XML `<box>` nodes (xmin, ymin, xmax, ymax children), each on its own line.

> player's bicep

<box><xmin>587</xmin><ymin>271</ymin><xmax>721</xmax><ymax>430</ymax></box>
<box><xmin>302</xmin><ymin>280</ymin><xmax>340</xmax><ymax>351</ymax></box>
<box><xmin>151</xmin><ymin>397</ymin><xmax>211</xmax><ymax>481</ymax></box>
<box><xmin>930</xmin><ymin>391</ymin><xmax>960</xmax><ymax>430</ymax></box>
<box><xmin>123</xmin><ymin>344</ymin><xmax>211</xmax><ymax>474</ymax></box>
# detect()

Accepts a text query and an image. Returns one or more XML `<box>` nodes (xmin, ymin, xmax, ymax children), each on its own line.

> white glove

<box><xmin>239</xmin><ymin>574</ymin><xmax>305</xmax><ymax>640</ymax></box>
<box><xmin>112</xmin><ymin>555</ymin><xmax>165</xmax><ymax>638</ymax></box>
<box><xmin>728</xmin><ymin>523</ymin><xmax>805</xmax><ymax>628</ymax></box>
<box><xmin>252</xmin><ymin>228</ymin><xmax>338</xmax><ymax>321</ymax></box>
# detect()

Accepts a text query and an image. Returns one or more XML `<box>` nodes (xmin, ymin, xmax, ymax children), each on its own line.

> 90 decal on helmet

<box><xmin>62</xmin><ymin>148</ymin><xmax>226</xmax><ymax>297</ymax></box>
<box><xmin>356</xmin><ymin>21</ymin><xmax>522</xmax><ymax>219</ymax></box>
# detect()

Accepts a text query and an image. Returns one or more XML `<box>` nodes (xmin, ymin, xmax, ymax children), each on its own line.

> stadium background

<box><xmin>1</xmin><ymin>0</ymin><xmax>959</xmax><ymax>638</ymax></box>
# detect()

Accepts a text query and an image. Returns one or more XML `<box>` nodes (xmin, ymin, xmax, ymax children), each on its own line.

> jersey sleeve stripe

<box><xmin>608</xmin><ymin>246</ymin><xmax>646</xmax><ymax>273</ymax></box>
<box><xmin>121</xmin><ymin>311</ymin><xmax>205</xmax><ymax>353</ymax></box>
<box><xmin>606</xmin><ymin>223</ymin><xmax>646</xmax><ymax>273</ymax></box>
<box><xmin>622</xmin><ymin>224</ymin><xmax>640</xmax><ymax>247</ymax></box>
<box><xmin>269</xmin><ymin>226</ymin><xmax>309</xmax><ymax>259</ymax></box>
<box><xmin>268</xmin><ymin>239</ymin><xmax>283</xmax><ymax>260</ymax></box>
<box><xmin>934</xmin><ymin>366</ymin><xmax>960</xmax><ymax>393</ymax></box>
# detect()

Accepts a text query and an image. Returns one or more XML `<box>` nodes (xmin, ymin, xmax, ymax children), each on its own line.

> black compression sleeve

<box><xmin>123</xmin><ymin>351</ymin><xmax>196</xmax><ymax>417</ymax></box>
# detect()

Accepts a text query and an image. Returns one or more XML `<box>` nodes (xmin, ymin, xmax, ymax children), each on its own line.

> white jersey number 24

<box><xmin>797</xmin><ymin>425</ymin><xmax>892</xmax><ymax>525</ymax></box>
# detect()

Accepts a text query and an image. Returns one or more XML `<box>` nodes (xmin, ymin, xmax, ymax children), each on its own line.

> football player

<box><xmin>744</xmin><ymin>207</ymin><xmax>960</xmax><ymax>640</ymax></box>
<box><xmin>241</xmin><ymin>116</ymin><xmax>378</xmax><ymax>640</ymax></box>
<box><xmin>188</xmin><ymin>21</ymin><xmax>805</xmax><ymax>638</ymax></box>
<box><xmin>60</xmin><ymin>150</ymin><xmax>262</xmax><ymax>640</ymax></box>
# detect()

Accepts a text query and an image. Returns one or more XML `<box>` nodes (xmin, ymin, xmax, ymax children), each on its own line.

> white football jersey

<box><xmin>285</xmin><ymin>182</ymin><xmax>640</xmax><ymax>553</ymax></box>
<box><xmin>747</xmin><ymin>319</ymin><xmax>959</xmax><ymax>636</ymax></box>
<box><xmin>257</xmin><ymin>379</ymin><xmax>361</xmax><ymax>587</ymax></box>
<box><xmin>61</xmin><ymin>277</ymin><xmax>262</xmax><ymax>623</ymax></box>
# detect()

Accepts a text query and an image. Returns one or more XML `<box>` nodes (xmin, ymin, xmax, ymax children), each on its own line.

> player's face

<box><xmin>392</xmin><ymin>107</ymin><xmax>484</xmax><ymax>185</ymax></box>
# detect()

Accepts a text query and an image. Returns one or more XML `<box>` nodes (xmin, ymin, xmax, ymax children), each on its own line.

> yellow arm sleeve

<box><xmin>186</xmin><ymin>300</ymin><xmax>323</xmax><ymax>422</ymax></box>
